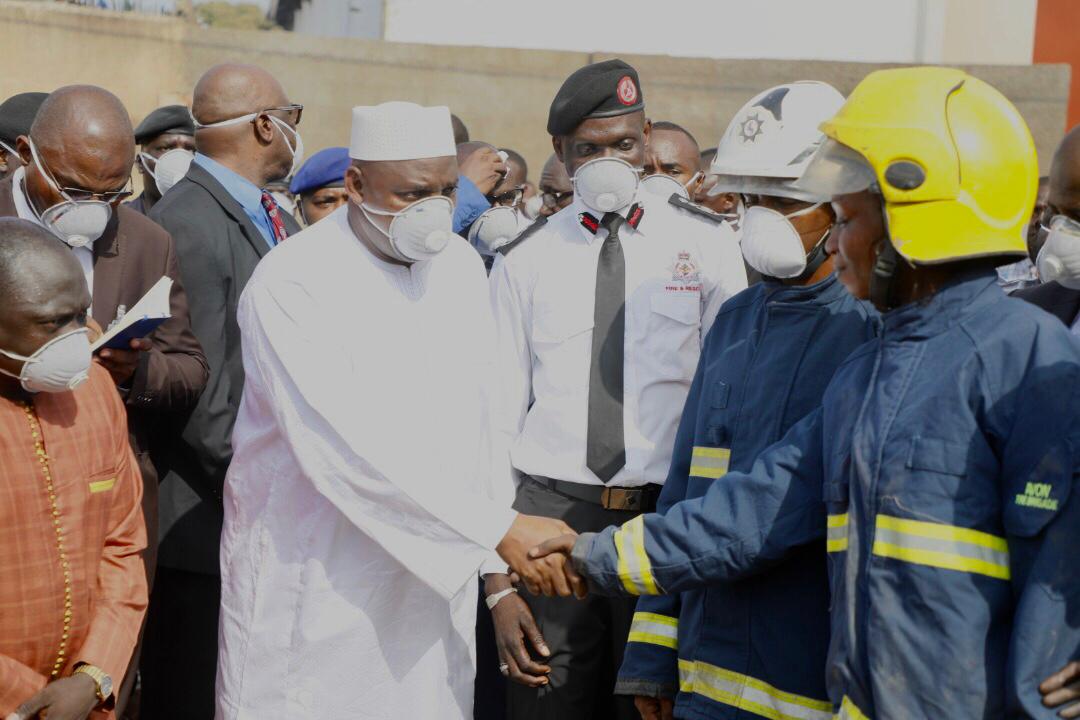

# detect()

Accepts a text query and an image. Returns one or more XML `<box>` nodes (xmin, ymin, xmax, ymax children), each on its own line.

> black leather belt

<box><xmin>530</xmin><ymin>476</ymin><xmax>662</xmax><ymax>512</ymax></box>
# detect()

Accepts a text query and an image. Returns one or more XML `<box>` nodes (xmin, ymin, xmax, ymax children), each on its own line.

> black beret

<box><xmin>547</xmin><ymin>59</ymin><xmax>644</xmax><ymax>136</ymax></box>
<box><xmin>134</xmin><ymin>104</ymin><xmax>195</xmax><ymax>145</ymax></box>
<box><xmin>0</xmin><ymin>92</ymin><xmax>48</xmax><ymax>147</ymax></box>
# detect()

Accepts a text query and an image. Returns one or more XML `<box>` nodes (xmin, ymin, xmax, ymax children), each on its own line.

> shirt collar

<box><xmin>881</xmin><ymin>268</ymin><xmax>1001</xmax><ymax>340</ymax></box>
<box><xmin>193</xmin><ymin>152</ymin><xmax>264</xmax><ymax>216</ymax></box>
<box><xmin>570</xmin><ymin>191</ymin><xmax>649</xmax><ymax>244</ymax></box>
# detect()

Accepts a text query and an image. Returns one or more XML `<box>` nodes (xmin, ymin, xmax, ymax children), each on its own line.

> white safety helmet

<box><xmin>709</xmin><ymin>81</ymin><xmax>845</xmax><ymax>202</ymax></box>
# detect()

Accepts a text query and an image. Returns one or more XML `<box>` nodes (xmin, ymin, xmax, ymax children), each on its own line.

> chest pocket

<box><xmin>531</xmin><ymin>305</ymin><xmax>593</xmax><ymax>391</ymax></box>
<box><xmin>650</xmin><ymin>292</ymin><xmax>699</xmax><ymax>325</ymax></box>
<box><xmin>648</xmin><ymin>293</ymin><xmax>701</xmax><ymax>372</ymax></box>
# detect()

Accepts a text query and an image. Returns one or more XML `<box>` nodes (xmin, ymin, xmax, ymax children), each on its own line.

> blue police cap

<box><xmin>289</xmin><ymin>146</ymin><xmax>351</xmax><ymax>195</ymax></box>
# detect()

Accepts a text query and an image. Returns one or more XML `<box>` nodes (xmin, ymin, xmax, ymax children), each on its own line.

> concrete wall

<box><xmin>0</xmin><ymin>0</ymin><xmax>1069</xmax><ymax>180</ymax></box>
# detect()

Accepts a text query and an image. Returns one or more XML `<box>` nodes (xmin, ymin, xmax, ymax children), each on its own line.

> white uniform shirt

<box><xmin>11</xmin><ymin>166</ymin><xmax>95</xmax><ymax>304</ymax></box>
<box><xmin>489</xmin><ymin>192</ymin><xmax>746</xmax><ymax>506</ymax></box>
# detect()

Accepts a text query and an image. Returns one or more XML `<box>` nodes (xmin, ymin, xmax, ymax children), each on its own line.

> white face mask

<box><xmin>1036</xmin><ymin>214</ymin><xmax>1080</xmax><ymax>289</ymax></box>
<box><xmin>641</xmin><ymin>171</ymin><xmax>702</xmax><ymax>201</ymax></box>
<box><xmin>28</xmin><ymin>139</ymin><xmax>112</xmax><ymax>249</ymax></box>
<box><xmin>522</xmin><ymin>193</ymin><xmax>543</xmax><ymax>220</ymax></box>
<box><xmin>360</xmin><ymin>195</ymin><xmax>455</xmax><ymax>262</ymax></box>
<box><xmin>0</xmin><ymin>328</ymin><xmax>92</xmax><ymax>394</ymax></box>
<box><xmin>572</xmin><ymin>157</ymin><xmax>641</xmax><ymax>213</ymax></box>
<box><xmin>468</xmin><ymin>205</ymin><xmax>523</xmax><ymax>255</ymax></box>
<box><xmin>194</xmin><ymin>111</ymin><xmax>304</xmax><ymax>179</ymax></box>
<box><xmin>140</xmin><ymin>148</ymin><xmax>194</xmax><ymax>196</ymax></box>
<box><xmin>740</xmin><ymin>202</ymin><xmax>826</xmax><ymax>279</ymax></box>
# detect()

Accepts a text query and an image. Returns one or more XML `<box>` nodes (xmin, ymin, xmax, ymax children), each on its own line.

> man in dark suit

<box><xmin>144</xmin><ymin>62</ymin><xmax>301</xmax><ymax>720</ymax></box>
<box><xmin>1014</xmin><ymin>124</ymin><xmax>1080</xmax><ymax>328</ymax></box>
<box><xmin>0</xmin><ymin>84</ymin><xmax>209</xmax><ymax>717</ymax></box>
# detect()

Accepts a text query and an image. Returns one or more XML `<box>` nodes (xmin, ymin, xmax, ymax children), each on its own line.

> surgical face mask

<box><xmin>740</xmin><ymin>202</ymin><xmax>826</xmax><ymax>279</ymax></box>
<box><xmin>0</xmin><ymin>328</ymin><xmax>92</xmax><ymax>394</ymax></box>
<box><xmin>28</xmin><ymin>139</ymin><xmax>112</xmax><ymax>249</ymax></box>
<box><xmin>572</xmin><ymin>157</ymin><xmax>641</xmax><ymax>213</ymax></box>
<box><xmin>522</xmin><ymin>193</ymin><xmax>543</xmax><ymax>220</ymax></box>
<box><xmin>140</xmin><ymin>148</ymin><xmax>194</xmax><ymax>196</ymax></box>
<box><xmin>468</xmin><ymin>205</ymin><xmax>523</xmax><ymax>255</ymax></box>
<box><xmin>360</xmin><ymin>195</ymin><xmax>455</xmax><ymax>262</ymax></box>
<box><xmin>1036</xmin><ymin>214</ymin><xmax>1080</xmax><ymax>289</ymax></box>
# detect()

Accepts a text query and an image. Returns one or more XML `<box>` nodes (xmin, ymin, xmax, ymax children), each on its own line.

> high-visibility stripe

<box><xmin>677</xmin><ymin>659</ymin><xmax>833</xmax><ymax>720</ymax></box>
<box><xmin>826</xmin><ymin>513</ymin><xmax>848</xmax><ymax>553</ymax></box>
<box><xmin>872</xmin><ymin>514</ymin><xmax>1010</xmax><ymax>580</ymax></box>
<box><xmin>835</xmin><ymin>696</ymin><xmax>869</xmax><ymax>720</ymax></box>
<box><xmin>690</xmin><ymin>446</ymin><xmax>731</xmax><ymax>479</ymax></box>
<box><xmin>613</xmin><ymin>515</ymin><xmax>661</xmax><ymax>595</ymax></box>
<box><xmin>628</xmin><ymin>611</ymin><xmax>678</xmax><ymax>649</ymax></box>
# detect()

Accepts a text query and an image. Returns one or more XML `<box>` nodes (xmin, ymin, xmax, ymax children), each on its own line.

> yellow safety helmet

<box><xmin>796</xmin><ymin>66</ymin><xmax>1038</xmax><ymax>264</ymax></box>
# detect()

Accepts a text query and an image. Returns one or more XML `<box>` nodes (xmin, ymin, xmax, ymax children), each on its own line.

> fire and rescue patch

<box><xmin>617</xmin><ymin>76</ymin><xmax>638</xmax><ymax>106</ymax></box>
<box><xmin>671</xmin><ymin>251</ymin><xmax>700</xmax><ymax>283</ymax></box>
<box><xmin>738</xmin><ymin>112</ymin><xmax>765</xmax><ymax>144</ymax></box>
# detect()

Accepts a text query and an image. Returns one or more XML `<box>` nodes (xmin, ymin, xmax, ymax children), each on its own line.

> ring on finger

<box><xmin>499</xmin><ymin>663</ymin><xmax>510</xmax><ymax>676</ymax></box>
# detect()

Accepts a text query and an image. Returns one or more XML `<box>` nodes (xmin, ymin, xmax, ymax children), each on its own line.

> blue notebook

<box><xmin>91</xmin><ymin>276</ymin><xmax>172</xmax><ymax>352</ymax></box>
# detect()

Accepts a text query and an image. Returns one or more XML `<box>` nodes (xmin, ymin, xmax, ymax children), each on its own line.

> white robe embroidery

<box><xmin>216</xmin><ymin>207</ymin><xmax>515</xmax><ymax>719</ymax></box>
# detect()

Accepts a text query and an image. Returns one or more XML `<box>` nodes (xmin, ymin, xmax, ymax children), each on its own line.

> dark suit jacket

<box><xmin>150</xmin><ymin>160</ymin><xmax>300</xmax><ymax>575</ymax></box>
<box><xmin>1013</xmin><ymin>281</ymin><xmax>1080</xmax><ymax>326</ymax></box>
<box><xmin>0</xmin><ymin>176</ymin><xmax>209</xmax><ymax>578</ymax></box>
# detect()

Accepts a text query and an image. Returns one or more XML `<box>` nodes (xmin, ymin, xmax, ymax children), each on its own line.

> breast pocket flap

<box><xmin>906</xmin><ymin>436</ymin><xmax>968</xmax><ymax>477</ymax></box>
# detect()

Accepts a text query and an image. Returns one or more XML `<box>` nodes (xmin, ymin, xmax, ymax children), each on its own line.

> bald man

<box><xmin>0</xmin><ymin>84</ymin><xmax>207</xmax><ymax>621</ymax></box>
<box><xmin>1016</xmin><ymin>125</ymin><xmax>1080</xmax><ymax>326</ymax></box>
<box><xmin>143</xmin><ymin>63</ymin><xmax>301</xmax><ymax>720</ymax></box>
<box><xmin>538</xmin><ymin>153</ymin><xmax>572</xmax><ymax>217</ymax></box>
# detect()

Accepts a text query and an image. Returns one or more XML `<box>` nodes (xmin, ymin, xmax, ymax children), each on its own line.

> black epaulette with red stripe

<box><xmin>578</xmin><ymin>203</ymin><xmax>644</xmax><ymax>234</ymax></box>
<box><xmin>668</xmin><ymin>194</ymin><xmax>733</xmax><ymax>225</ymax></box>
<box><xmin>497</xmin><ymin>216</ymin><xmax>548</xmax><ymax>256</ymax></box>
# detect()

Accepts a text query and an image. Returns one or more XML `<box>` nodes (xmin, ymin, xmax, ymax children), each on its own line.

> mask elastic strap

<box><xmin>268</xmin><ymin>116</ymin><xmax>299</xmax><ymax>154</ymax></box>
<box><xmin>138</xmin><ymin>152</ymin><xmax>158</xmax><ymax>180</ymax></box>
<box><xmin>191</xmin><ymin>111</ymin><xmax>258</xmax><ymax>130</ymax></box>
<box><xmin>0</xmin><ymin>140</ymin><xmax>18</xmax><ymax>158</ymax></box>
<box><xmin>792</xmin><ymin>226</ymin><xmax>832</xmax><ymax>282</ymax></box>
<box><xmin>27</xmin><ymin>138</ymin><xmax>70</xmax><ymax>203</ymax></box>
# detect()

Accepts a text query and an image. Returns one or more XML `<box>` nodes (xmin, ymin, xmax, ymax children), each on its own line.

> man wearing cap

<box><xmin>487</xmin><ymin>59</ymin><xmax>746</xmax><ymax>719</ymax></box>
<box><xmin>215</xmin><ymin>100</ymin><xmax>573</xmax><ymax>719</ymax></box>
<box><xmin>127</xmin><ymin>104</ymin><xmax>196</xmax><ymax>216</ymax></box>
<box><xmin>288</xmin><ymin>146</ymin><xmax>350</xmax><ymax>225</ymax></box>
<box><xmin>0</xmin><ymin>92</ymin><xmax>47</xmax><ymax>181</ymax></box>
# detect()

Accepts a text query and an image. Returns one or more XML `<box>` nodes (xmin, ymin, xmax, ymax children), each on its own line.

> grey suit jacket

<box><xmin>150</xmin><ymin>161</ymin><xmax>300</xmax><ymax>575</ymax></box>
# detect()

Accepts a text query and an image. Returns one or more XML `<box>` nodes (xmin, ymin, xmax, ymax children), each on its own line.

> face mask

<box><xmin>468</xmin><ymin>205</ymin><xmax>523</xmax><ymax>255</ymax></box>
<box><xmin>740</xmin><ymin>202</ymin><xmax>826</xmax><ymax>279</ymax></box>
<box><xmin>572</xmin><ymin>157</ymin><xmax>641</xmax><ymax>213</ymax></box>
<box><xmin>1036</xmin><ymin>214</ymin><xmax>1080</xmax><ymax>290</ymax></box>
<box><xmin>522</xmin><ymin>193</ymin><xmax>543</xmax><ymax>220</ymax></box>
<box><xmin>641</xmin><ymin>173</ymin><xmax>693</xmax><ymax>200</ymax></box>
<box><xmin>0</xmin><ymin>328</ymin><xmax>92</xmax><ymax>394</ymax></box>
<box><xmin>140</xmin><ymin>148</ymin><xmax>194</xmax><ymax>196</ymax></box>
<box><xmin>360</xmin><ymin>195</ymin><xmax>455</xmax><ymax>262</ymax></box>
<box><xmin>28</xmin><ymin>139</ymin><xmax>111</xmax><ymax>249</ymax></box>
<box><xmin>195</xmin><ymin>111</ymin><xmax>304</xmax><ymax>178</ymax></box>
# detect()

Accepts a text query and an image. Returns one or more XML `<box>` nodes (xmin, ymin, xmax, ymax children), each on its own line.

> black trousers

<box><xmin>139</xmin><ymin>566</ymin><xmax>220</xmax><ymax>720</ymax></box>
<box><xmin>507</xmin><ymin>480</ymin><xmax>640</xmax><ymax>720</ymax></box>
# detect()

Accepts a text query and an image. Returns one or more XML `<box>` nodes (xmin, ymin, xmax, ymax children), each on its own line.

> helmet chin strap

<box><xmin>869</xmin><ymin>239</ymin><xmax>901</xmax><ymax>310</ymax></box>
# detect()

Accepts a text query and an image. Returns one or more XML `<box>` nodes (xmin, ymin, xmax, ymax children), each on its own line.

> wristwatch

<box><xmin>74</xmin><ymin>664</ymin><xmax>113</xmax><ymax>705</ymax></box>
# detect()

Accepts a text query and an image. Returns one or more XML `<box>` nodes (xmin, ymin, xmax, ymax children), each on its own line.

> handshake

<box><xmin>495</xmin><ymin>514</ymin><xmax>589</xmax><ymax>598</ymax></box>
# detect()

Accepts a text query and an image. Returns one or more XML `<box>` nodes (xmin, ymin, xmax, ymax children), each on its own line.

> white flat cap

<box><xmin>350</xmin><ymin>101</ymin><xmax>456</xmax><ymax>161</ymax></box>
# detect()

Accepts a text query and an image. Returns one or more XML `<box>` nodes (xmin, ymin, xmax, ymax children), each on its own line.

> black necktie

<box><xmin>586</xmin><ymin>212</ymin><xmax>626</xmax><ymax>483</ymax></box>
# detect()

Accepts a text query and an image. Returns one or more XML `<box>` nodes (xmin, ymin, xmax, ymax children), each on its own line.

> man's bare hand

<box><xmin>523</xmin><ymin>532</ymin><xmax>587</xmax><ymax>598</ymax></box>
<box><xmin>6</xmin><ymin>674</ymin><xmax>99</xmax><ymax>720</ymax></box>
<box><xmin>497</xmin><ymin>515</ymin><xmax>585</xmax><ymax>598</ymax></box>
<box><xmin>96</xmin><ymin>337</ymin><xmax>152</xmax><ymax>385</ymax></box>
<box><xmin>460</xmin><ymin>146</ymin><xmax>508</xmax><ymax>195</ymax></box>
<box><xmin>486</xmin><ymin>573</ymin><xmax>551</xmax><ymax>687</ymax></box>
<box><xmin>1041</xmin><ymin>660</ymin><xmax>1080</xmax><ymax>718</ymax></box>
<box><xmin>634</xmin><ymin>695</ymin><xmax>675</xmax><ymax>720</ymax></box>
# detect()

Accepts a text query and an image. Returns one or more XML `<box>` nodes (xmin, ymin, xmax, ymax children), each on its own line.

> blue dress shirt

<box><xmin>193</xmin><ymin>153</ymin><xmax>278</xmax><ymax>249</ymax></box>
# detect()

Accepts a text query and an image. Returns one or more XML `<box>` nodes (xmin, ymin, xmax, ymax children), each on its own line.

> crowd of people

<box><xmin>0</xmin><ymin>54</ymin><xmax>1078</xmax><ymax>720</ymax></box>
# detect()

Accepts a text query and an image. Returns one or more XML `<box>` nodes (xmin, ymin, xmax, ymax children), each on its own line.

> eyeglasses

<box><xmin>541</xmin><ymin>190</ymin><xmax>573</xmax><ymax>208</ymax></box>
<box><xmin>56</xmin><ymin>178</ymin><xmax>134</xmax><ymax>203</ymax></box>
<box><xmin>490</xmin><ymin>187</ymin><xmax>524</xmax><ymax>207</ymax></box>
<box><xmin>262</xmin><ymin>104</ymin><xmax>304</xmax><ymax>126</ymax></box>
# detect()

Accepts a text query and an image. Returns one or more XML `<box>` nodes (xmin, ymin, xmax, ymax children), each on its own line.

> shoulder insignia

<box><xmin>498</xmin><ymin>216</ymin><xmax>548</xmax><ymax>256</ymax></box>
<box><xmin>668</xmin><ymin>194</ymin><xmax>732</xmax><ymax>225</ymax></box>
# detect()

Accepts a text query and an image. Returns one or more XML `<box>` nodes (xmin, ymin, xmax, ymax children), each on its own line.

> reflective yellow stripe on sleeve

<box><xmin>826</xmin><ymin>513</ymin><xmax>848</xmax><ymax>553</ymax></box>
<box><xmin>690</xmin><ymin>446</ymin><xmax>731</xmax><ymax>479</ymax></box>
<box><xmin>613</xmin><ymin>515</ymin><xmax>661</xmax><ymax>595</ymax></box>
<box><xmin>628</xmin><ymin>611</ymin><xmax>678</xmax><ymax>649</ymax></box>
<box><xmin>677</xmin><ymin>659</ymin><xmax>833</xmax><ymax>720</ymax></box>
<box><xmin>872</xmin><ymin>514</ymin><xmax>1010</xmax><ymax>580</ymax></box>
<box><xmin>835</xmin><ymin>696</ymin><xmax>870</xmax><ymax>720</ymax></box>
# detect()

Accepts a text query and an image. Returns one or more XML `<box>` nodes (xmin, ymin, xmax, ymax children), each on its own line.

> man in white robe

<box><xmin>216</xmin><ymin>102</ymin><xmax>574</xmax><ymax>719</ymax></box>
